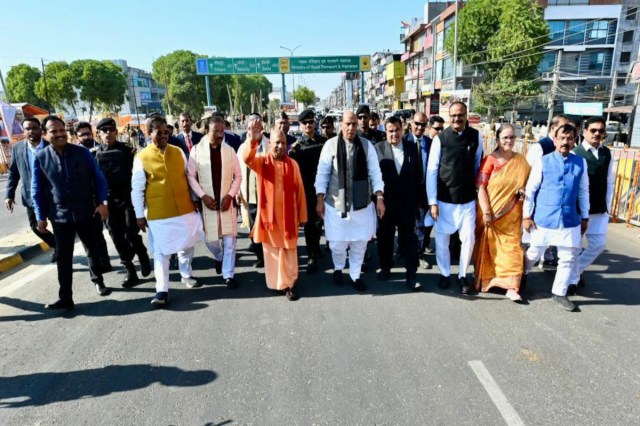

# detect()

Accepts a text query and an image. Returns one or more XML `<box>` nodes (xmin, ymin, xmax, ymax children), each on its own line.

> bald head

<box><xmin>341</xmin><ymin>111</ymin><xmax>358</xmax><ymax>141</ymax></box>
<box><xmin>269</xmin><ymin>128</ymin><xmax>287</xmax><ymax>160</ymax></box>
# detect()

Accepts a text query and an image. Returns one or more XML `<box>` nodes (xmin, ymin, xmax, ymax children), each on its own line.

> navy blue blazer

<box><xmin>224</xmin><ymin>131</ymin><xmax>242</xmax><ymax>152</ymax></box>
<box><xmin>5</xmin><ymin>139</ymin><xmax>50</xmax><ymax>207</ymax></box>
<box><xmin>176</xmin><ymin>131</ymin><xmax>204</xmax><ymax>148</ymax></box>
<box><xmin>375</xmin><ymin>139</ymin><xmax>426</xmax><ymax>219</ymax></box>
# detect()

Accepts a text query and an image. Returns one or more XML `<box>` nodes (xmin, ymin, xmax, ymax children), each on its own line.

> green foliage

<box><xmin>153</xmin><ymin>50</ymin><xmax>233</xmax><ymax>117</ymax></box>
<box><xmin>70</xmin><ymin>60</ymin><xmax>127</xmax><ymax>119</ymax></box>
<box><xmin>35</xmin><ymin>61</ymin><xmax>76</xmax><ymax>114</ymax></box>
<box><xmin>5</xmin><ymin>64</ymin><xmax>47</xmax><ymax>108</ymax></box>
<box><xmin>293</xmin><ymin>86</ymin><xmax>316</xmax><ymax>106</ymax></box>
<box><xmin>230</xmin><ymin>75</ymin><xmax>272</xmax><ymax>114</ymax></box>
<box><xmin>445</xmin><ymin>0</ymin><xmax>549</xmax><ymax>115</ymax></box>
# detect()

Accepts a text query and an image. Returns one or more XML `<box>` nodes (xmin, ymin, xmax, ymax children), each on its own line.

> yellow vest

<box><xmin>137</xmin><ymin>144</ymin><xmax>195</xmax><ymax>220</ymax></box>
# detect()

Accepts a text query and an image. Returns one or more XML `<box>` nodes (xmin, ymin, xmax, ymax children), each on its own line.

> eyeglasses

<box><xmin>449</xmin><ymin>114</ymin><xmax>466</xmax><ymax>119</ymax></box>
<box><xmin>431</xmin><ymin>126</ymin><xmax>444</xmax><ymax>132</ymax></box>
<box><xmin>99</xmin><ymin>127</ymin><xmax>116</xmax><ymax>132</ymax></box>
<box><xmin>413</xmin><ymin>122</ymin><xmax>427</xmax><ymax>127</ymax></box>
<box><xmin>77</xmin><ymin>132</ymin><xmax>92</xmax><ymax>137</ymax></box>
<box><xmin>357</xmin><ymin>115</ymin><xmax>368</xmax><ymax>120</ymax></box>
<box><xmin>321</xmin><ymin>125</ymin><xmax>333</xmax><ymax>129</ymax></box>
<box><xmin>588</xmin><ymin>128</ymin><xmax>606</xmax><ymax>134</ymax></box>
<box><xmin>301</xmin><ymin>120</ymin><xmax>314</xmax><ymax>125</ymax></box>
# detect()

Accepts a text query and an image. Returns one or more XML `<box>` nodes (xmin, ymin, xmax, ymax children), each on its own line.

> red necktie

<box><xmin>185</xmin><ymin>133</ymin><xmax>193</xmax><ymax>151</ymax></box>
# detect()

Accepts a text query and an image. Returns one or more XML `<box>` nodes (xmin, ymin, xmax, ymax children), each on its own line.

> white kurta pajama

<box><xmin>187</xmin><ymin>138</ymin><xmax>242</xmax><ymax>279</ymax></box>
<box><xmin>523</xmin><ymin>154</ymin><xmax>590</xmax><ymax>296</ymax></box>
<box><xmin>315</xmin><ymin>136</ymin><xmax>384</xmax><ymax>281</ymax></box>
<box><xmin>568</xmin><ymin>141</ymin><xmax>615</xmax><ymax>284</ymax></box>
<box><xmin>131</xmin><ymin>152</ymin><xmax>204</xmax><ymax>293</ymax></box>
<box><xmin>426</xmin><ymin>132</ymin><xmax>483</xmax><ymax>278</ymax></box>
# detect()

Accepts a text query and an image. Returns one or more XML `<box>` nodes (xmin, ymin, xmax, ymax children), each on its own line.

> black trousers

<box><xmin>52</xmin><ymin>219</ymin><xmax>104</xmax><ymax>302</ymax></box>
<box><xmin>249</xmin><ymin>204</ymin><xmax>263</xmax><ymax>261</ymax></box>
<box><xmin>104</xmin><ymin>198</ymin><xmax>147</xmax><ymax>265</ymax></box>
<box><xmin>377</xmin><ymin>213</ymin><xmax>418</xmax><ymax>277</ymax></box>
<box><xmin>80</xmin><ymin>216</ymin><xmax>111</xmax><ymax>268</ymax></box>
<box><xmin>304</xmin><ymin>204</ymin><xmax>322</xmax><ymax>259</ymax></box>
<box><xmin>26</xmin><ymin>206</ymin><xmax>56</xmax><ymax>249</ymax></box>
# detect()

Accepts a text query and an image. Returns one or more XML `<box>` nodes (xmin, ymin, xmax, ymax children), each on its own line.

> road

<box><xmin>0</xmin><ymin>176</ymin><xmax>31</xmax><ymax>238</ymax></box>
<box><xmin>0</xmin><ymin>223</ymin><xmax>639</xmax><ymax>425</ymax></box>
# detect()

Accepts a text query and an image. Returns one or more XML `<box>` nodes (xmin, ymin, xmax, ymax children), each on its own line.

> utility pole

<box><xmin>0</xmin><ymin>67</ymin><xmax>9</xmax><ymax>102</ymax></box>
<box><xmin>280</xmin><ymin>45</ymin><xmax>301</xmax><ymax>109</ymax></box>
<box><xmin>607</xmin><ymin>70</ymin><xmax>618</xmax><ymax>122</ymax></box>
<box><xmin>41</xmin><ymin>58</ymin><xmax>51</xmax><ymax>113</ymax></box>
<box><xmin>281</xmin><ymin>73</ymin><xmax>286</xmax><ymax>104</ymax></box>
<box><xmin>547</xmin><ymin>50</ymin><xmax>563</xmax><ymax>124</ymax></box>
<box><xmin>452</xmin><ymin>1</ymin><xmax>459</xmax><ymax>91</ymax></box>
<box><xmin>130</xmin><ymin>77</ymin><xmax>140</xmax><ymax>129</ymax></box>
<box><xmin>205</xmin><ymin>75</ymin><xmax>212</xmax><ymax>108</ymax></box>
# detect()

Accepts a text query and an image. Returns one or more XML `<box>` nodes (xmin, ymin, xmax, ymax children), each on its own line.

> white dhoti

<box><xmin>434</xmin><ymin>200</ymin><xmax>476</xmax><ymax>278</ymax></box>
<box><xmin>569</xmin><ymin>213</ymin><xmax>609</xmax><ymax>284</ymax></box>
<box><xmin>324</xmin><ymin>202</ymin><xmax>376</xmax><ymax>281</ymax></box>
<box><xmin>147</xmin><ymin>211</ymin><xmax>204</xmax><ymax>293</ymax></box>
<box><xmin>525</xmin><ymin>225</ymin><xmax>581</xmax><ymax>296</ymax></box>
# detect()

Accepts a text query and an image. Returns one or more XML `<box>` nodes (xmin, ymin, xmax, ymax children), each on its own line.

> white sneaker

<box><xmin>181</xmin><ymin>276</ymin><xmax>200</xmax><ymax>288</ymax></box>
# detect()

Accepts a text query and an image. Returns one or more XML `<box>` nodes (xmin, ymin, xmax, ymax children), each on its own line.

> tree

<box><xmin>293</xmin><ymin>86</ymin><xmax>316</xmax><ymax>106</ymax></box>
<box><xmin>445</xmin><ymin>0</ymin><xmax>549</xmax><ymax>117</ymax></box>
<box><xmin>35</xmin><ymin>61</ymin><xmax>77</xmax><ymax>115</ymax></box>
<box><xmin>153</xmin><ymin>50</ymin><xmax>234</xmax><ymax>117</ymax></box>
<box><xmin>5</xmin><ymin>64</ymin><xmax>48</xmax><ymax>108</ymax></box>
<box><xmin>71</xmin><ymin>60</ymin><xmax>127</xmax><ymax>121</ymax></box>
<box><xmin>230</xmin><ymin>75</ymin><xmax>273</xmax><ymax>114</ymax></box>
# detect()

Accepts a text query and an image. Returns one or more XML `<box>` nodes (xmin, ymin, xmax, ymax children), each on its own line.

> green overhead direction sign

<box><xmin>196</xmin><ymin>55</ymin><xmax>371</xmax><ymax>75</ymax></box>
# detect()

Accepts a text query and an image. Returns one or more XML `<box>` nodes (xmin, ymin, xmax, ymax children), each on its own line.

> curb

<box><xmin>0</xmin><ymin>242</ymin><xmax>51</xmax><ymax>273</ymax></box>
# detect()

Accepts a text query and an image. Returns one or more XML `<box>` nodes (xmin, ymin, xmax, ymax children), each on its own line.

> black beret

<box><xmin>355</xmin><ymin>104</ymin><xmax>370</xmax><ymax>116</ymax></box>
<box><xmin>96</xmin><ymin>117</ymin><xmax>116</xmax><ymax>129</ymax></box>
<box><xmin>299</xmin><ymin>109</ymin><xmax>315</xmax><ymax>121</ymax></box>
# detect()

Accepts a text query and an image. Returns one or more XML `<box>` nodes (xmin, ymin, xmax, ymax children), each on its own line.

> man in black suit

<box><xmin>222</xmin><ymin>118</ymin><xmax>242</xmax><ymax>151</ymax></box>
<box><xmin>4</xmin><ymin>117</ymin><xmax>57</xmax><ymax>262</ymax></box>
<box><xmin>176</xmin><ymin>112</ymin><xmax>204</xmax><ymax>153</ymax></box>
<box><xmin>356</xmin><ymin>105</ymin><xmax>386</xmax><ymax>144</ymax></box>
<box><xmin>375</xmin><ymin>116</ymin><xmax>425</xmax><ymax>290</ymax></box>
<box><xmin>404</xmin><ymin>113</ymin><xmax>443</xmax><ymax>267</ymax></box>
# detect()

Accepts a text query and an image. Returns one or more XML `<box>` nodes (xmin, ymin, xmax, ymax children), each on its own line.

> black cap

<box><xmin>97</xmin><ymin>117</ymin><xmax>116</xmax><ymax>129</ymax></box>
<box><xmin>355</xmin><ymin>105</ymin><xmax>370</xmax><ymax>116</ymax></box>
<box><xmin>299</xmin><ymin>109</ymin><xmax>315</xmax><ymax>121</ymax></box>
<box><xmin>320</xmin><ymin>116</ymin><xmax>335</xmax><ymax>125</ymax></box>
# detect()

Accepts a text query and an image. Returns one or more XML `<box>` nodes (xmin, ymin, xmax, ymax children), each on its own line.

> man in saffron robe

<box><xmin>187</xmin><ymin>115</ymin><xmax>242</xmax><ymax>289</ymax></box>
<box><xmin>242</xmin><ymin>129</ymin><xmax>307</xmax><ymax>301</ymax></box>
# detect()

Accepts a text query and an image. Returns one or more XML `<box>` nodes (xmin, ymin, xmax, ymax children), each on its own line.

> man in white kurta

<box><xmin>132</xmin><ymin>117</ymin><xmax>204</xmax><ymax>306</ymax></box>
<box><xmin>187</xmin><ymin>116</ymin><xmax>242</xmax><ymax>289</ymax></box>
<box><xmin>568</xmin><ymin>117</ymin><xmax>614</xmax><ymax>290</ymax></box>
<box><xmin>237</xmin><ymin>114</ymin><xmax>269</xmax><ymax>267</ymax></box>
<box><xmin>315</xmin><ymin>111</ymin><xmax>385</xmax><ymax>292</ymax></box>
<box><xmin>523</xmin><ymin>124</ymin><xmax>589</xmax><ymax>312</ymax></box>
<box><xmin>426</xmin><ymin>102</ymin><xmax>483</xmax><ymax>294</ymax></box>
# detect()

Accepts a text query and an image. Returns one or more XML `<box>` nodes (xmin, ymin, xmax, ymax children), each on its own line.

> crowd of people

<box><xmin>4</xmin><ymin>101</ymin><xmax>613</xmax><ymax>313</ymax></box>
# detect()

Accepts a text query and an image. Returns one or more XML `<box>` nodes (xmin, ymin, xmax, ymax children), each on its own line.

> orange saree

<box><xmin>473</xmin><ymin>153</ymin><xmax>531</xmax><ymax>292</ymax></box>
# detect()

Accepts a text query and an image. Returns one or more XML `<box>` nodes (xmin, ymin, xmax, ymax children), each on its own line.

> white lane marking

<box><xmin>0</xmin><ymin>264</ymin><xmax>56</xmax><ymax>297</ymax></box>
<box><xmin>0</xmin><ymin>241</ymin><xmax>84</xmax><ymax>298</ymax></box>
<box><xmin>468</xmin><ymin>360</ymin><xmax>525</xmax><ymax>426</ymax></box>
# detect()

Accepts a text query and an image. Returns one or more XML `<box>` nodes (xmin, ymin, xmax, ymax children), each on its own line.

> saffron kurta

<box><xmin>473</xmin><ymin>153</ymin><xmax>530</xmax><ymax>292</ymax></box>
<box><xmin>242</xmin><ymin>142</ymin><xmax>307</xmax><ymax>290</ymax></box>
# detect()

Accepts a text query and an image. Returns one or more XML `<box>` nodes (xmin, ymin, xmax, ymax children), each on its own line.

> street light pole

<box><xmin>280</xmin><ymin>45</ymin><xmax>302</xmax><ymax>108</ymax></box>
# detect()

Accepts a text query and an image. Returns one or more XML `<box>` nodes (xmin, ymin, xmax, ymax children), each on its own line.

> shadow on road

<box><xmin>0</xmin><ymin>364</ymin><xmax>217</xmax><ymax>408</ymax></box>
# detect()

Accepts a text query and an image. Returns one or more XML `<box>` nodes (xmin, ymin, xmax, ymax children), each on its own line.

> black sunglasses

<box><xmin>99</xmin><ymin>127</ymin><xmax>116</xmax><ymax>132</ymax></box>
<box><xmin>301</xmin><ymin>120</ymin><xmax>314</xmax><ymax>125</ymax></box>
<box><xmin>413</xmin><ymin>121</ymin><xmax>427</xmax><ymax>127</ymax></box>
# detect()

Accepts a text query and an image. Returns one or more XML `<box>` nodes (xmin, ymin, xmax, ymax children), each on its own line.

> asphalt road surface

<box><xmin>1</xmin><ymin>222</ymin><xmax>639</xmax><ymax>425</ymax></box>
<box><xmin>0</xmin><ymin>177</ymin><xmax>31</xmax><ymax>238</ymax></box>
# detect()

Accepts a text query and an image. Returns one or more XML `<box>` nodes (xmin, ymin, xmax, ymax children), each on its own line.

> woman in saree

<box><xmin>474</xmin><ymin>124</ymin><xmax>531</xmax><ymax>302</ymax></box>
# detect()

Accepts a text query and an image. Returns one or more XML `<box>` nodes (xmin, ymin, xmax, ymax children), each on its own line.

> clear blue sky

<box><xmin>0</xmin><ymin>0</ymin><xmax>424</xmax><ymax>100</ymax></box>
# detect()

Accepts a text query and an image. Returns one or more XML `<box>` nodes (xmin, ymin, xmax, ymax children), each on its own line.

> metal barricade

<box><xmin>482</xmin><ymin>134</ymin><xmax>640</xmax><ymax>227</ymax></box>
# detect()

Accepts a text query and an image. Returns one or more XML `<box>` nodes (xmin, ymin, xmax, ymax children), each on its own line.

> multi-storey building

<box><xmin>112</xmin><ymin>60</ymin><xmax>165</xmax><ymax>117</ymax></box>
